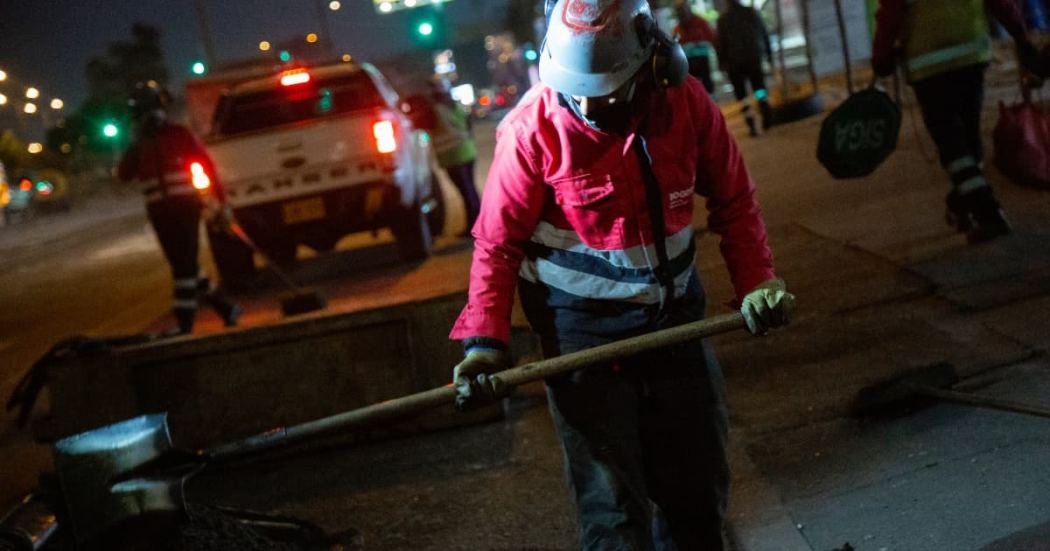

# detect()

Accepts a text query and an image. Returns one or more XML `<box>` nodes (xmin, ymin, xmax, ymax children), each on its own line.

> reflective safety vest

<box><xmin>904</xmin><ymin>0</ymin><xmax>991</xmax><ymax>82</ymax></box>
<box><xmin>116</xmin><ymin>122</ymin><xmax>224</xmax><ymax>205</ymax></box>
<box><xmin>431</xmin><ymin>103</ymin><xmax>476</xmax><ymax>168</ymax></box>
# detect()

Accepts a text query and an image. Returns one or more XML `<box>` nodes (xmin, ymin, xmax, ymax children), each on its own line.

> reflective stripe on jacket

<box><xmin>905</xmin><ymin>0</ymin><xmax>990</xmax><ymax>82</ymax></box>
<box><xmin>117</xmin><ymin>122</ymin><xmax>226</xmax><ymax>204</ymax></box>
<box><xmin>431</xmin><ymin>103</ymin><xmax>476</xmax><ymax>167</ymax></box>
<box><xmin>872</xmin><ymin>0</ymin><xmax>1028</xmax><ymax>83</ymax></box>
<box><xmin>449</xmin><ymin>78</ymin><xmax>775</xmax><ymax>345</ymax></box>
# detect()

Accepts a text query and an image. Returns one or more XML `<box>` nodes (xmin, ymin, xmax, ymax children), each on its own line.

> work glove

<box><xmin>453</xmin><ymin>347</ymin><xmax>511</xmax><ymax>412</ymax></box>
<box><xmin>740</xmin><ymin>278</ymin><xmax>796</xmax><ymax>336</ymax></box>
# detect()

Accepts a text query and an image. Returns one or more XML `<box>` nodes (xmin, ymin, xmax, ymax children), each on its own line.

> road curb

<box><xmin>727</xmin><ymin>430</ymin><xmax>814</xmax><ymax>551</ymax></box>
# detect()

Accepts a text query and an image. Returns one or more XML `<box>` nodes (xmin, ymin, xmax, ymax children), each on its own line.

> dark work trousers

<box><xmin>911</xmin><ymin>64</ymin><xmax>987</xmax><ymax>170</ymax></box>
<box><xmin>148</xmin><ymin>195</ymin><xmax>235</xmax><ymax>333</ymax></box>
<box><xmin>543</xmin><ymin>322</ymin><xmax>730</xmax><ymax>550</ymax></box>
<box><xmin>445</xmin><ymin>159</ymin><xmax>481</xmax><ymax>233</ymax></box>
<box><xmin>687</xmin><ymin>56</ymin><xmax>716</xmax><ymax>95</ymax></box>
<box><xmin>727</xmin><ymin>62</ymin><xmax>772</xmax><ymax>132</ymax></box>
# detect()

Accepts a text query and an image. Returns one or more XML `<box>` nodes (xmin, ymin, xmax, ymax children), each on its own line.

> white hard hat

<box><xmin>539</xmin><ymin>0</ymin><xmax>657</xmax><ymax>97</ymax></box>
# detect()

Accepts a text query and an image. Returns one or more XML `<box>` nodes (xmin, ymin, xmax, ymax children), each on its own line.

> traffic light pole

<box><xmin>314</xmin><ymin>0</ymin><xmax>336</xmax><ymax>58</ymax></box>
<box><xmin>194</xmin><ymin>0</ymin><xmax>219</xmax><ymax>68</ymax></box>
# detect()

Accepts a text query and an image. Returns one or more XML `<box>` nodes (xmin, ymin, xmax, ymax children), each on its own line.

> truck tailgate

<box><xmin>208</xmin><ymin>115</ymin><xmax>388</xmax><ymax>208</ymax></box>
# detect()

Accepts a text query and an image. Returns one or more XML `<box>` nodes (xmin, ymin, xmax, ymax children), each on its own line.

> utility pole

<box><xmin>194</xmin><ymin>0</ymin><xmax>219</xmax><ymax>68</ymax></box>
<box><xmin>314</xmin><ymin>0</ymin><xmax>336</xmax><ymax>58</ymax></box>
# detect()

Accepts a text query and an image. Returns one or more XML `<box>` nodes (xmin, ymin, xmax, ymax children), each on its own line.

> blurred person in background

<box><xmin>428</xmin><ymin>79</ymin><xmax>481</xmax><ymax>237</ymax></box>
<box><xmin>674</xmin><ymin>0</ymin><xmax>719</xmax><ymax>94</ymax></box>
<box><xmin>717</xmin><ymin>0</ymin><xmax>774</xmax><ymax>136</ymax></box>
<box><xmin>872</xmin><ymin>0</ymin><xmax>1041</xmax><ymax>243</ymax></box>
<box><xmin>117</xmin><ymin>82</ymin><xmax>241</xmax><ymax>334</ymax></box>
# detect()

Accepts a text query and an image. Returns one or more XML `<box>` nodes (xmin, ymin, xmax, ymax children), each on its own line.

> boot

<box><xmin>945</xmin><ymin>187</ymin><xmax>1011</xmax><ymax>243</ymax></box>
<box><xmin>746</xmin><ymin>116</ymin><xmax>759</xmax><ymax>137</ymax></box>
<box><xmin>759</xmin><ymin>100</ymin><xmax>773</xmax><ymax>130</ymax></box>
<box><xmin>944</xmin><ymin>189</ymin><xmax>974</xmax><ymax>233</ymax></box>
<box><xmin>174</xmin><ymin>309</ymin><xmax>196</xmax><ymax>335</ymax></box>
<box><xmin>204</xmin><ymin>290</ymin><xmax>242</xmax><ymax>327</ymax></box>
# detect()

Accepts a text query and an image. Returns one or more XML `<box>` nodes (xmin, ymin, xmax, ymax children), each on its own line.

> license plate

<box><xmin>281</xmin><ymin>197</ymin><xmax>326</xmax><ymax>224</ymax></box>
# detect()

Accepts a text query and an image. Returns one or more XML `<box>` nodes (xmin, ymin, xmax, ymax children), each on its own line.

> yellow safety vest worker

<box><xmin>431</xmin><ymin>102</ymin><xmax>476</xmax><ymax>168</ymax></box>
<box><xmin>904</xmin><ymin>0</ymin><xmax>992</xmax><ymax>82</ymax></box>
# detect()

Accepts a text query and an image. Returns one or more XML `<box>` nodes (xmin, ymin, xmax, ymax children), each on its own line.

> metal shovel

<box><xmin>53</xmin><ymin>312</ymin><xmax>748</xmax><ymax>545</ymax></box>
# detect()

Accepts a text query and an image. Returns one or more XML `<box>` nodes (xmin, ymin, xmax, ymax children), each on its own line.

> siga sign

<box><xmin>817</xmin><ymin>87</ymin><xmax>902</xmax><ymax>179</ymax></box>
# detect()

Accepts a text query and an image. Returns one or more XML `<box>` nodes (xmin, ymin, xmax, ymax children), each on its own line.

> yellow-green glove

<box><xmin>740</xmin><ymin>278</ymin><xmax>796</xmax><ymax>336</ymax></box>
<box><xmin>452</xmin><ymin>348</ymin><xmax>510</xmax><ymax>412</ymax></box>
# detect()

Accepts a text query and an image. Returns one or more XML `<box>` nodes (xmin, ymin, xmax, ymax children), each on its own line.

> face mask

<box><xmin>562</xmin><ymin>81</ymin><xmax>637</xmax><ymax>134</ymax></box>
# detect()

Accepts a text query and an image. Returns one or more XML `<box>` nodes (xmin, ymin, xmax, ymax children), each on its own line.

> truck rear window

<box><xmin>215</xmin><ymin>73</ymin><xmax>385</xmax><ymax>137</ymax></box>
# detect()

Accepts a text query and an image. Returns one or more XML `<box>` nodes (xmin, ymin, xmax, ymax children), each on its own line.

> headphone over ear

<box><xmin>543</xmin><ymin>0</ymin><xmax>688</xmax><ymax>90</ymax></box>
<box><xmin>635</xmin><ymin>14</ymin><xmax>689</xmax><ymax>89</ymax></box>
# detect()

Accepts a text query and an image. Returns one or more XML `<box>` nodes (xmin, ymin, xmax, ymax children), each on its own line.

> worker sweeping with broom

<box><xmin>118</xmin><ymin>82</ymin><xmax>241</xmax><ymax>335</ymax></box>
<box><xmin>448</xmin><ymin>1</ymin><xmax>795</xmax><ymax>548</ymax></box>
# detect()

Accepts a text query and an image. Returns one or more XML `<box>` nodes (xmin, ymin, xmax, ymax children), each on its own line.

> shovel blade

<box><xmin>53</xmin><ymin>414</ymin><xmax>185</xmax><ymax>544</ymax></box>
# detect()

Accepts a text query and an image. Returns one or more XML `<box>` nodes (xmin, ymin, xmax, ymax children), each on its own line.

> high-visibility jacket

<box><xmin>449</xmin><ymin>78</ymin><xmax>775</xmax><ymax>346</ymax></box>
<box><xmin>873</xmin><ymin>0</ymin><xmax>1028</xmax><ymax>82</ymax></box>
<box><xmin>117</xmin><ymin>121</ymin><xmax>226</xmax><ymax>205</ymax></box>
<box><xmin>431</xmin><ymin>102</ymin><xmax>476</xmax><ymax>168</ymax></box>
<box><xmin>675</xmin><ymin>14</ymin><xmax>718</xmax><ymax>58</ymax></box>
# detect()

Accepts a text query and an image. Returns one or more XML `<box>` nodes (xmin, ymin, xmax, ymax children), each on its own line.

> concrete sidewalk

<box><xmin>715</xmin><ymin>66</ymin><xmax>1050</xmax><ymax>550</ymax></box>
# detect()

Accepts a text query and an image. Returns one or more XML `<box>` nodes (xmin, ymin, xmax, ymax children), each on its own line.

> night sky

<box><xmin>0</xmin><ymin>0</ymin><xmax>509</xmax><ymax>140</ymax></box>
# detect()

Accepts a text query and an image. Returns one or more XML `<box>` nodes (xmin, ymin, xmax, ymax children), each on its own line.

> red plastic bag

<box><xmin>993</xmin><ymin>99</ymin><xmax>1050</xmax><ymax>189</ymax></box>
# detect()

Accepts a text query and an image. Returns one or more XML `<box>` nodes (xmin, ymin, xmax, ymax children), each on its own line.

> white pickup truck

<box><xmin>203</xmin><ymin>62</ymin><xmax>444</xmax><ymax>287</ymax></box>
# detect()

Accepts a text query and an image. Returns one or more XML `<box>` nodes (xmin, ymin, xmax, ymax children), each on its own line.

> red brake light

<box><xmin>190</xmin><ymin>162</ymin><xmax>211</xmax><ymax>190</ymax></box>
<box><xmin>280</xmin><ymin>69</ymin><xmax>311</xmax><ymax>86</ymax></box>
<box><xmin>373</xmin><ymin>120</ymin><xmax>396</xmax><ymax>154</ymax></box>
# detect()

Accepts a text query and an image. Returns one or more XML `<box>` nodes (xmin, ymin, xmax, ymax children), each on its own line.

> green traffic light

<box><xmin>525</xmin><ymin>49</ymin><xmax>538</xmax><ymax>62</ymax></box>
<box><xmin>103</xmin><ymin>123</ymin><xmax>119</xmax><ymax>138</ymax></box>
<box><xmin>192</xmin><ymin>61</ymin><xmax>206</xmax><ymax>75</ymax></box>
<box><xmin>418</xmin><ymin>22</ymin><xmax>434</xmax><ymax>36</ymax></box>
<box><xmin>279</xmin><ymin>50</ymin><xmax>291</xmax><ymax>62</ymax></box>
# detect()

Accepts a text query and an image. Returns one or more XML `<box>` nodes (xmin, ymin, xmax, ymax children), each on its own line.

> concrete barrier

<box><xmin>35</xmin><ymin>291</ymin><xmax>535</xmax><ymax>451</ymax></box>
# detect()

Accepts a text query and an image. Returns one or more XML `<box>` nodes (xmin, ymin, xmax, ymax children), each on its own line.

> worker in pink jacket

<box><xmin>449</xmin><ymin>1</ymin><xmax>795</xmax><ymax>549</ymax></box>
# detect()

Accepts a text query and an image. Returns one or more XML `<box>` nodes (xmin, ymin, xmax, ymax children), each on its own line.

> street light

<box><xmin>26</xmin><ymin>87</ymin><xmax>39</xmax><ymax>99</ymax></box>
<box><xmin>50</xmin><ymin>98</ymin><xmax>64</xmax><ymax>109</ymax></box>
<box><xmin>306</xmin><ymin>33</ymin><xmax>319</xmax><ymax>43</ymax></box>
<box><xmin>0</xmin><ymin>93</ymin><xmax>6</xmax><ymax>105</ymax></box>
<box><xmin>0</xmin><ymin>70</ymin><xmax>6</xmax><ymax>81</ymax></box>
<box><xmin>259</xmin><ymin>41</ymin><xmax>271</xmax><ymax>51</ymax></box>
<box><xmin>27</xmin><ymin>143</ymin><xmax>43</xmax><ymax>154</ymax></box>
<box><xmin>24</xmin><ymin>103</ymin><xmax>36</xmax><ymax>114</ymax></box>
<box><xmin>329</xmin><ymin>1</ymin><xmax>341</xmax><ymax>9</ymax></box>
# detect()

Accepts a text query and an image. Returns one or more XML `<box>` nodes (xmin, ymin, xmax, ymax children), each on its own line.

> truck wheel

<box><xmin>425</xmin><ymin>172</ymin><xmax>446</xmax><ymax>237</ymax></box>
<box><xmin>391</xmin><ymin>201</ymin><xmax>433</xmax><ymax>262</ymax></box>
<box><xmin>208</xmin><ymin>229</ymin><xmax>257</xmax><ymax>291</ymax></box>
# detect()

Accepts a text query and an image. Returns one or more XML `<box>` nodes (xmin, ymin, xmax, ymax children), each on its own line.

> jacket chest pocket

<box><xmin>551</xmin><ymin>174</ymin><xmax>626</xmax><ymax>250</ymax></box>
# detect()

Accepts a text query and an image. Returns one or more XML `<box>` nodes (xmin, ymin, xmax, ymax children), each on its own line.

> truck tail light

<box><xmin>373</xmin><ymin>120</ymin><xmax>396</xmax><ymax>154</ymax></box>
<box><xmin>280</xmin><ymin>69</ymin><xmax>311</xmax><ymax>86</ymax></box>
<box><xmin>190</xmin><ymin>162</ymin><xmax>211</xmax><ymax>190</ymax></box>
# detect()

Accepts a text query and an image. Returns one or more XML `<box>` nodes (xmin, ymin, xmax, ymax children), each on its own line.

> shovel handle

<box><xmin>209</xmin><ymin>312</ymin><xmax>747</xmax><ymax>462</ymax></box>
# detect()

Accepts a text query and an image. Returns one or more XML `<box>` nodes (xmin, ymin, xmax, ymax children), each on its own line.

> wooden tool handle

<box><xmin>209</xmin><ymin>312</ymin><xmax>747</xmax><ymax>462</ymax></box>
